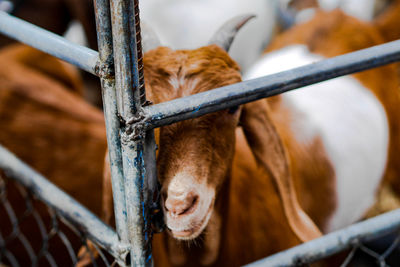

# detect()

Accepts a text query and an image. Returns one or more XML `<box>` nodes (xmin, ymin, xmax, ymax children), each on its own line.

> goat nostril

<box><xmin>165</xmin><ymin>194</ymin><xmax>198</xmax><ymax>216</ymax></box>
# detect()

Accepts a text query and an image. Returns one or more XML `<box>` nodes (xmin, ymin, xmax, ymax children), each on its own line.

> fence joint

<box><xmin>94</xmin><ymin>59</ymin><xmax>115</xmax><ymax>79</ymax></box>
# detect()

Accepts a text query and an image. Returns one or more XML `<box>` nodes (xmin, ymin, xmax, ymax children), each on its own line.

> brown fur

<box><xmin>374</xmin><ymin>0</ymin><xmax>400</xmax><ymax>43</ymax></box>
<box><xmin>142</xmin><ymin>8</ymin><xmax>400</xmax><ymax>263</ymax></box>
<box><xmin>268</xmin><ymin>97</ymin><xmax>337</xmax><ymax>231</ymax></box>
<box><xmin>0</xmin><ymin>44</ymin><xmax>107</xmax><ymax>265</ymax></box>
<box><xmin>147</xmin><ymin>6</ymin><xmax>400</xmax><ymax>266</ymax></box>
<box><xmin>0</xmin><ymin>45</ymin><xmax>84</xmax><ymax>95</ymax></box>
<box><xmin>288</xmin><ymin>0</ymin><xmax>319</xmax><ymax>11</ymax></box>
<box><xmin>0</xmin><ymin>30</ymin><xmax>332</xmax><ymax>267</ymax></box>
<box><xmin>103</xmin><ymin>45</ymin><xmax>330</xmax><ymax>266</ymax></box>
<box><xmin>268</xmin><ymin>8</ymin><xmax>400</xmax><ymax>198</ymax></box>
<box><xmin>5</xmin><ymin>6</ymin><xmax>399</xmax><ymax>267</ymax></box>
<box><xmin>0</xmin><ymin>44</ymin><xmax>106</xmax><ymax>212</ymax></box>
<box><xmin>144</xmin><ymin>46</ymin><xmax>242</xmax><ymax>104</ymax></box>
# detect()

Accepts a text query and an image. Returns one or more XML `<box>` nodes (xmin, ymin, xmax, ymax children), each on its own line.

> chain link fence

<box><xmin>1</xmin><ymin>160</ymin><xmax>400</xmax><ymax>267</ymax></box>
<box><xmin>246</xmin><ymin>209</ymin><xmax>400</xmax><ymax>267</ymax></box>
<box><xmin>340</xmin><ymin>234</ymin><xmax>400</xmax><ymax>267</ymax></box>
<box><xmin>0</xmin><ymin>171</ymin><xmax>119</xmax><ymax>267</ymax></box>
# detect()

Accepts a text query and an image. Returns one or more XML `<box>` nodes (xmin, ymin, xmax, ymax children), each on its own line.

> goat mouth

<box><xmin>181</xmin><ymin>196</ymin><xmax>199</xmax><ymax>216</ymax></box>
<box><xmin>168</xmin><ymin>199</ymin><xmax>214</xmax><ymax>240</ymax></box>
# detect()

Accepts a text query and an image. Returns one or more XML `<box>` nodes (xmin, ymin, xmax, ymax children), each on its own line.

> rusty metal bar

<box><xmin>93</xmin><ymin>0</ymin><xmax>129</xmax><ymax>252</ymax></box>
<box><xmin>109</xmin><ymin>0</ymin><xmax>155</xmax><ymax>265</ymax></box>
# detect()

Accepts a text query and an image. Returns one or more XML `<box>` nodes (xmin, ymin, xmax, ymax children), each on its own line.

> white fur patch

<box><xmin>169</xmin><ymin>75</ymin><xmax>199</xmax><ymax>96</ymax></box>
<box><xmin>245</xmin><ymin>45</ymin><xmax>389</xmax><ymax>231</ymax></box>
<box><xmin>168</xmin><ymin>172</ymin><xmax>194</xmax><ymax>196</ymax></box>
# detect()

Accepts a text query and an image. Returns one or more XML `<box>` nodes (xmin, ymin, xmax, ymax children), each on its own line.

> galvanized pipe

<box><xmin>0</xmin><ymin>145</ymin><xmax>129</xmax><ymax>265</ymax></box>
<box><xmin>245</xmin><ymin>208</ymin><xmax>400</xmax><ymax>266</ymax></box>
<box><xmin>0</xmin><ymin>11</ymin><xmax>99</xmax><ymax>76</ymax></box>
<box><xmin>109</xmin><ymin>0</ymin><xmax>154</xmax><ymax>265</ymax></box>
<box><xmin>93</xmin><ymin>0</ymin><xmax>129</xmax><ymax>249</ymax></box>
<box><xmin>143</xmin><ymin>39</ymin><xmax>400</xmax><ymax>129</ymax></box>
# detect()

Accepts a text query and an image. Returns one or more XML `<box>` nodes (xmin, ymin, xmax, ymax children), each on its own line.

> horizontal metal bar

<box><xmin>0</xmin><ymin>145</ymin><xmax>129</xmax><ymax>263</ymax></box>
<box><xmin>144</xmin><ymin>39</ymin><xmax>400</xmax><ymax>129</ymax></box>
<box><xmin>244</xmin><ymin>209</ymin><xmax>400</xmax><ymax>266</ymax></box>
<box><xmin>0</xmin><ymin>11</ymin><xmax>99</xmax><ymax>76</ymax></box>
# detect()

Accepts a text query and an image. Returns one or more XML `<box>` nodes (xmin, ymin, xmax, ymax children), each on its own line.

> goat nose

<box><xmin>165</xmin><ymin>192</ymin><xmax>197</xmax><ymax>217</ymax></box>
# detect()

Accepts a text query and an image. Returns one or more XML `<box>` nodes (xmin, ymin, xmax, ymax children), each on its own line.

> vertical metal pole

<box><xmin>109</xmin><ymin>0</ymin><xmax>156</xmax><ymax>265</ymax></box>
<box><xmin>93</xmin><ymin>0</ymin><xmax>130</xmax><ymax>248</ymax></box>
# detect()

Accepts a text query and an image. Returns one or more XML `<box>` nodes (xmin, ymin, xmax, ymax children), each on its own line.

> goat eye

<box><xmin>228</xmin><ymin>106</ymin><xmax>239</xmax><ymax>114</ymax></box>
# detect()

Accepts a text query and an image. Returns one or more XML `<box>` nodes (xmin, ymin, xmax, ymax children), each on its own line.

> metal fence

<box><xmin>1</xmin><ymin>0</ymin><xmax>400</xmax><ymax>266</ymax></box>
<box><xmin>0</xmin><ymin>173</ymin><xmax>116</xmax><ymax>267</ymax></box>
<box><xmin>0</xmin><ymin>145</ymin><xmax>128</xmax><ymax>267</ymax></box>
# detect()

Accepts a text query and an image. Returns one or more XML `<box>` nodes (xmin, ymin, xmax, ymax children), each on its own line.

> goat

<box><xmin>245</xmin><ymin>2</ymin><xmax>400</xmax><ymax>231</ymax></box>
<box><xmin>131</xmin><ymin>7</ymin><xmax>400</xmax><ymax>265</ymax></box>
<box><xmin>0</xmin><ymin>44</ymin><xmax>105</xmax><ymax>212</ymax></box>
<box><xmin>0</xmin><ymin>44</ymin><xmax>107</xmax><ymax>266</ymax></box>
<box><xmin>99</xmin><ymin>16</ymin><xmax>328</xmax><ymax>267</ymax></box>
<box><xmin>2</xmin><ymin>6</ymin><xmax>397</xmax><ymax>267</ymax></box>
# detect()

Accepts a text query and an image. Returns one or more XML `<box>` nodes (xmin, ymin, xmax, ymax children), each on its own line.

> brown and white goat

<box><xmin>141</xmin><ymin>8</ymin><xmax>400</xmax><ymax>265</ymax></box>
<box><xmin>100</xmin><ymin>16</ymin><xmax>331</xmax><ymax>267</ymax></box>
<box><xmin>247</xmin><ymin>3</ymin><xmax>400</xmax><ymax>215</ymax></box>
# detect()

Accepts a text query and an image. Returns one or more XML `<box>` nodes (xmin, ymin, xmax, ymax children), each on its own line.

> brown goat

<box><xmin>0</xmin><ymin>44</ymin><xmax>107</xmax><ymax>266</ymax></box>
<box><xmin>0</xmin><ymin>44</ymin><xmax>105</xmax><ymax>214</ymax></box>
<box><xmin>99</xmin><ymin>16</ymin><xmax>324</xmax><ymax>267</ymax></box>
<box><xmin>144</xmin><ymin>48</ymin><xmax>331</xmax><ymax>267</ymax></box>
<box><xmin>119</xmin><ymin>8</ymin><xmax>400</xmax><ymax>265</ymax></box>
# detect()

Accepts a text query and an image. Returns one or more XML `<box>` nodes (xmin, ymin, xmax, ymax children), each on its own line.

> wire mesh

<box><xmin>338</xmin><ymin>233</ymin><xmax>400</xmax><ymax>267</ymax></box>
<box><xmin>0</xmin><ymin>171</ymin><xmax>118</xmax><ymax>267</ymax></box>
<box><xmin>299</xmin><ymin>232</ymin><xmax>400</xmax><ymax>267</ymax></box>
<box><xmin>299</xmin><ymin>231</ymin><xmax>400</xmax><ymax>267</ymax></box>
<box><xmin>246</xmin><ymin>209</ymin><xmax>400</xmax><ymax>267</ymax></box>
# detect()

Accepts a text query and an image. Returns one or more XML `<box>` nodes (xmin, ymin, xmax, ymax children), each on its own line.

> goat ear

<box><xmin>239</xmin><ymin>100</ymin><xmax>322</xmax><ymax>242</ymax></box>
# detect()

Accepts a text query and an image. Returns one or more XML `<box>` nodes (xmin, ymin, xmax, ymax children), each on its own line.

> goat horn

<box><xmin>208</xmin><ymin>14</ymin><xmax>256</xmax><ymax>52</ymax></box>
<box><xmin>141</xmin><ymin>21</ymin><xmax>161</xmax><ymax>53</ymax></box>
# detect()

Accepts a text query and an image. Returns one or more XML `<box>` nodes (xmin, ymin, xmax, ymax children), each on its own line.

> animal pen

<box><xmin>0</xmin><ymin>0</ymin><xmax>400</xmax><ymax>266</ymax></box>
